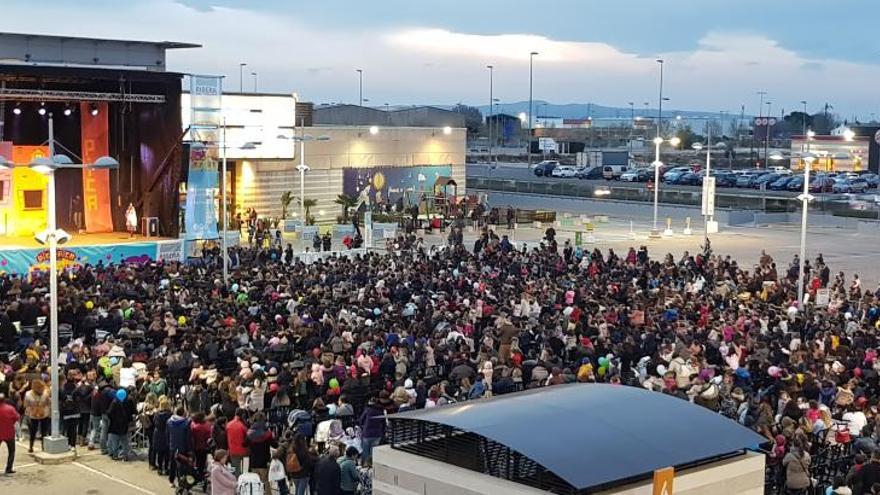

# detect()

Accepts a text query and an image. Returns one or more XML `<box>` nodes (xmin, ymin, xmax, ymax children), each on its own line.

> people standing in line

<box><xmin>106</xmin><ymin>388</ymin><xmax>135</xmax><ymax>461</ymax></box>
<box><xmin>190</xmin><ymin>411</ymin><xmax>213</xmax><ymax>488</ymax></box>
<box><xmin>313</xmin><ymin>444</ymin><xmax>342</xmax><ymax>495</ymax></box>
<box><xmin>209</xmin><ymin>449</ymin><xmax>238</xmax><ymax>495</ymax></box>
<box><xmin>23</xmin><ymin>379</ymin><xmax>50</xmax><ymax>453</ymax></box>
<box><xmin>167</xmin><ymin>406</ymin><xmax>192</xmax><ymax>487</ymax></box>
<box><xmin>152</xmin><ymin>396</ymin><xmax>172</xmax><ymax>475</ymax></box>
<box><xmin>226</xmin><ymin>408</ymin><xmax>249</xmax><ymax>476</ymax></box>
<box><xmin>0</xmin><ymin>392</ymin><xmax>20</xmax><ymax>475</ymax></box>
<box><xmin>284</xmin><ymin>433</ymin><xmax>315</xmax><ymax>495</ymax></box>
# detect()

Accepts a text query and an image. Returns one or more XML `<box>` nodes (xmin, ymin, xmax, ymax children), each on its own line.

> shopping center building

<box><xmin>181</xmin><ymin>94</ymin><xmax>466</xmax><ymax>221</ymax></box>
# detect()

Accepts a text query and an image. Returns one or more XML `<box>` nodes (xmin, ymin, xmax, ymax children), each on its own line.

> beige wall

<box><xmin>234</xmin><ymin>126</ymin><xmax>466</xmax><ymax>220</ymax></box>
<box><xmin>374</xmin><ymin>447</ymin><xmax>764</xmax><ymax>495</ymax></box>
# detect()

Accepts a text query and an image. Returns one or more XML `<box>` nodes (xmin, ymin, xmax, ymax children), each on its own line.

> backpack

<box><xmin>285</xmin><ymin>449</ymin><xmax>302</xmax><ymax>473</ymax></box>
<box><xmin>236</xmin><ymin>472</ymin><xmax>264</xmax><ymax>495</ymax></box>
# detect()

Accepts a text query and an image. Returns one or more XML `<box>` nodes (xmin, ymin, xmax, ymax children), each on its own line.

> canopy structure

<box><xmin>387</xmin><ymin>383</ymin><xmax>765</xmax><ymax>494</ymax></box>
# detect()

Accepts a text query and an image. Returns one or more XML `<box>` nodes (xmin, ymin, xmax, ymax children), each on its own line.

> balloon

<box><xmin>453</xmin><ymin>269</ymin><xmax>460</xmax><ymax>277</ymax></box>
<box><xmin>116</xmin><ymin>389</ymin><xmax>127</xmax><ymax>402</ymax></box>
<box><xmin>178</xmin><ymin>315</ymin><xmax>187</xmax><ymax>326</ymax></box>
<box><xmin>597</xmin><ymin>366</ymin><xmax>607</xmax><ymax>377</ymax></box>
<box><xmin>598</xmin><ymin>357</ymin><xmax>608</xmax><ymax>367</ymax></box>
<box><xmin>85</xmin><ymin>301</ymin><xmax>94</xmax><ymax>310</ymax></box>
<box><xmin>373</xmin><ymin>308</ymin><xmax>381</xmax><ymax>316</ymax></box>
<box><xmin>231</xmin><ymin>283</ymin><xmax>239</xmax><ymax>293</ymax></box>
<box><xmin>328</xmin><ymin>378</ymin><xmax>340</xmax><ymax>389</ymax></box>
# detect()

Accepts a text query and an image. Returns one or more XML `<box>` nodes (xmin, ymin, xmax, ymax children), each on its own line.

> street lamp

<box><xmin>656</xmin><ymin>59</ymin><xmax>665</xmax><ymax>140</ymax></box>
<box><xmin>527</xmin><ymin>51</ymin><xmax>538</xmax><ymax>168</ymax></box>
<box><xmin>29</xmin><ymin>115</ymin><xmax>119</xmax><ymax>454</ymax></box>
<box><xmin>356</xmin><ymin>69</ymin><xmax>363</xmax><ymax>106</ymax></box>
<box><xmin>291</xmin><ymin>133</ymin><xmax>331</xmax><ymax>220</ymax></box>
<box><xmin>239</xmin><ymin>63</ymin><xmax>247</xmax><ymax>93</ymax></box>
<box><xmin>487</xmin><ymin>65</ymin><xmax>494</xmax><ymax>166</ymax></box>
<box><xmin>650</xmin><ymin>135</ymin><xmax>680</xmax><ymax>237</ymax></box>
<box><xmin>843</xmin><ymin>127</ymin><xmax>856</xmax><ymax>141</ymax></box>
<box><xmin>797</xmin><ymin>153</ymin><xmax>817</xmax><ymax>311</ymax></box>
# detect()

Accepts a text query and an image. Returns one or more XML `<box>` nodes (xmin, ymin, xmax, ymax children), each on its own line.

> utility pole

<box><xmin>528</xmin><ymin>52</ymin><xmax>538</xmax><ymax>167</ymax></box>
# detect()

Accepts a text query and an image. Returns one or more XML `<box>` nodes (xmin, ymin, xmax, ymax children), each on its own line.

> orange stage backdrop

<box><xmin>80</xmin><ymin>102</ymin><xmax>113</xmax><ymax>232</ymax></box>
<box><xmin>11</xmin><ymin>145</ymin><xmax>49</xmax><ymax>165</ymax></box>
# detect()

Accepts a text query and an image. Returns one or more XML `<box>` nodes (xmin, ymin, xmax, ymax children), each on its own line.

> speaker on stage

<box><xmin>142</xmin><ymin>217</ymin><xmax>159</xmax><ymax>238</ymax></box>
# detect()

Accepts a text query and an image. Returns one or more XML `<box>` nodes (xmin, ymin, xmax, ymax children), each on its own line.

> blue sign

<box><xmin>0</xmin><ymin>242</ymin><xmax>161</xmax><ymax>275</ymax></box>
<box><xmin>185</xmin><ymin>144</ymin><xmax>219</xmax><ymax>240</ymax></box>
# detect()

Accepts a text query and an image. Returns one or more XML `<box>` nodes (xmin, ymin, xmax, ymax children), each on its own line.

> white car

<box><xmin>619</xmin><ymin>169</ymin><xmax>648</xmax><ymax>182</ymax></box>
<box><xmin>551</xmin><ymin>166</ymin><xmax>578</xmax><ymax>178</ymax></box>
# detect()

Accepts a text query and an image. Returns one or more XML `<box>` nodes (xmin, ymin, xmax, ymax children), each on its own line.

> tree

<box><xmin>280</xmin><ymin>191</ymin><xmax>296</xmax><ymax>219</ymax></box>
<box><xmin>811</xmin><ymin>111</ymin><xmax>838</xmax><ymax>135</ymax></box>
<box><xmin>302</xmin><ymin>198</ymin><xmax>318</xmax><ymax>225</ymax></box>
<box><xmin>334</xmin><ymin>193</ymin><xmax>358</xmax><ymax>223</ymax></box>
<box><xmin>451</xmin><ymin>104</ymin><xmax>484</xmax><ymax>136</ymax></box>
<box><xmin>674</xmin><ymin>125</ymin><xmax>700</xmax><ymax>150</ymax></box>
<box><xmin>783</xmin><ymin>112</ymin><xmax>812</xmax><ymax>136</ymax></box>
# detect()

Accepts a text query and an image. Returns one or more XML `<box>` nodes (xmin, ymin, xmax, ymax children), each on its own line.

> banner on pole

<box><xmin>80</xmin><ymin>102</ymin><xmax>113</xmax><ymax>233</ymax></box>
<box><xmin>185</xmin><ymin>75</ymin><xmax>222</xmax><ymax>240</ymax></box>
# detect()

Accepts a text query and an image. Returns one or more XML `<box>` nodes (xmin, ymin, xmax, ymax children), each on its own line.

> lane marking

<box><xmin>72</xmin><ymin>461</ymin><xmax>157</xmax><ymax>495</ymax></box>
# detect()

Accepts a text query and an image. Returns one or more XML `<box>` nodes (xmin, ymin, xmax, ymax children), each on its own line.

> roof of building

<box><xmin>389</xmin><ymin>383</ymin><xmax>765</xmax><ymax>492</ymax></box>
<box><xmin>314</xmin><ymin>104</ymin><xmax>464</xmax><ymax>128</ymax></box>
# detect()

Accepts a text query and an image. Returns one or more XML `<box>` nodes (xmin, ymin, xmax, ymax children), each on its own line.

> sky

<box><xmin>3</xmin><ymin>0</ymin><xmax>880</xmax><ymax>119</ymax></box>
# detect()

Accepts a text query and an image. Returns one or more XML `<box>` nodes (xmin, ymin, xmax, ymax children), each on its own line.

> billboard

<box><xmin>342</xmin><ymin>165</ymin><xmax>451</xmax><ymax>205</ymax></box>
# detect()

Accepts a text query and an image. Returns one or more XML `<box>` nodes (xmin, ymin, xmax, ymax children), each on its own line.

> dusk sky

<box><xmin>3</xmin><ymin>0</ymin><xmax>880</xmax><ymax>118</ymax></box>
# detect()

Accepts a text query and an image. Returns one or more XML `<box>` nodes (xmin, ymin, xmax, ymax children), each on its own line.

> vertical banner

<box><xmin>80</xmin><ymin>102</ymin><xmax>113</xmax><ymax>232</ymax></box>
<box><xmin>185</xmin><ymin>75</ymin><xmax>222</xmax><ymax>240</ymax></box>
<box><xmin>184</xmin><ymin>143</ymin><xmax>219</xmax><ymax>239</ymax></box>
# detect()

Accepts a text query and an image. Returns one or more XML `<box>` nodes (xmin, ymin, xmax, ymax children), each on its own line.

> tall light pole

<box><xmin>356</xmin><ymin>69</ymin><xmax>363</xmax><ymax>107</ymax></box>
<box><xmin>528</xmin><ymin>51</ymin><xmax>538</xmax><ymax>167</ymax></box>
<box><xmin>29</xmin><ymin>115</ymin><xmax>119</xmax><ymax>454</ymax></box>
<box><xmin>293</xmin><ymin>128</ymin><xmax>331</xmax><ymax>222</ymax></box>
<box><xmin>797</xmin><ymin>153</ymin><xmax>816</xmax><ymax>310</ymax></box>
<box><xmin>651</xmin><ymin>136</ymin><xmax>681</xmax><ymax>236</ymax></box>
<box><xmin>764</xmin><ymin>101</ymin><xmax>772</xmax><ymax>168</ymax></box>
<box><xmin>656</xmin><ymin>59</ymin><xmax>665</xmax><ymax>140</ymax></box>
<box><xmin>692</xmin><ymin>118</ymin><xmax>716</xmax><ymax>245</ymax></box>
<box><xmin>239</xmin><ymin>63</ymin><xmax>247</xmax><ymax>93</ymax></box>
<box><xmin>251</xmin><ymin>72</ymin><xmax>257</xmax><ymax>93</ymax></box>
<box><xmin>800</xmin><ymin>100</ymin><xmax>808</xmax><ymax>152</ymax></box>
<box><xmin>221</xmin><ymin>118</ymin><xmax>228</xmax><ymax>286</ymax></box>
<box><xmin>487</xmin><ymin>65</ymin><xmax>494</xmax><ymax>166</ymax></box>
<box><xmin>628</xmin><ymin>101</ymin><xmax>635</xmax><ymax>155</ymax></box>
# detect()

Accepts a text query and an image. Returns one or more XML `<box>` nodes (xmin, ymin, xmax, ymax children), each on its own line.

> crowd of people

<box><xmin>0</xmin><ymin>225</ymin><xmax>879</xmax><ymax>494</ymax></box>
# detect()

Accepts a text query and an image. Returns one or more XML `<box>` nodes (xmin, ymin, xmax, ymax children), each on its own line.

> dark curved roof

<box><xmin>389</xmin><ymin>383</ymin><xmax>765</xmax><ymax>491</ymax></box>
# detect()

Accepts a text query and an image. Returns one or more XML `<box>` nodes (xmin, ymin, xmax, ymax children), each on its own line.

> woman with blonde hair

<box><xmin>24</xmin><ymin>379</ymin><xmax>50</xmax><ymax>453</ymax></box>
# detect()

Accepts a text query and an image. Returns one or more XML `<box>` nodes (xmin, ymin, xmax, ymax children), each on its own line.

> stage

<box><xmin>0</xmin><ymin>231</ymin><xmax>186</xmax><ymax>274</ymax></box>
<box><xmin>0</xmin><ymin>232</ymin><xmax>175</xmax><ymax>250</ymax></box>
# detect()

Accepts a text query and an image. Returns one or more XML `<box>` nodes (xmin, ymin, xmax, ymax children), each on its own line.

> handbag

<box><xmin>268</xmin><ymin>458</ymin><xmax>286</xmax><ymax>482</ymax></box>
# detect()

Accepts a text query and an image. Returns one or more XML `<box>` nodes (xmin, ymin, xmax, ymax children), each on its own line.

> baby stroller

<box><xmin>175</xmin><ymin>453</ymin><xmax>207</xmax><ymax>495</ymax></box>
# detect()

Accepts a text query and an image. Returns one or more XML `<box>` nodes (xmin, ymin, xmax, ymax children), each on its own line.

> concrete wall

<box><xmin>374</xmin><ymin>447</ymin><xmax>764</xmax><ymax>495</ymax></box>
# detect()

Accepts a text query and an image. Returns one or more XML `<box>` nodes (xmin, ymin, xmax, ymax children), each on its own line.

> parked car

<box><xmin>809</xmin><ymin>177</ymin><xmax>835</xmax><ymax>193</ymax></box>
<box><xmin>576</xmin><ymin>166</ymin><xmax>604</xmax><ymax>180</ymax></box>
<box><xmin>832</xmin><ymin>178</ymin><xmax>869</xmax><ymax>194</ymax></box>
<box><xmin>736</xmin><ymin>173</ymin><xmax>762</xmax><ymax>188</ymax></box>
<box><xmin>551</xmin><ymin>165</ymin><xmax>578</xmax><ymax>178</ymax></box>
<box><xmin>662</xmin><ymin>166</ymin><xmax>692</xmax><ymax>183</ymax></box>
<box><xmin>769</xmin><ymin>176</ymin><xmax>795</xmax><ymax>190</ymax></box>
<box><xmin>769</xmin><ymin>165</ymin><xmax>792</xmax><ymax>175</ymax></box>
<box><xmin>860</xmin><ymin>173</ymin><xmax>880</xmax><ymax>188</ymax></box>
<box><xmin>786</xmin><ymin>176</ymin><xmax>805</xmax><ymax>191</ymax></box>
<box><xmin>753</xmin><ymin>173</ymin><xmax>781</xmax><ymax>189</ymax></box>
<box><xmin>713</xmin><ymin>172</ymin><xmax>738</xmax><ymax>188</ymax></box>
<box><xmin>619</xmin><ymin>168</ymin><xmax>652</xmax><ymax>182</ymax></box>
<box><xmin>602</xmin><ymin>165</ymin><xmax>628</xmax><ymax>180</ymax></box>
<box><xmin>533</xmin><ymin>160</ymin><xmax>559</xmax><ymax>177</ymax></box>
<box><xmin>677</xmin><ymin>171</ymin><xmax>703</xmax><ymax>186</ymax></box>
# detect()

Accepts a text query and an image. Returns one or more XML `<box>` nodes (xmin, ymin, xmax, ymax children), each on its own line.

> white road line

<box><xmin>72</xmin><ymin>461</ymin><xmax>157</xmax><ymax>495</ymax></box>
<box><xmin>13</xmin><ymin>462</ymin><xmax>38</xmax><ymax>469</ymax></box>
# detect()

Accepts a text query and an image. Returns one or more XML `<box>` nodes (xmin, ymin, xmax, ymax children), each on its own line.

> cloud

<box><xmin>0</xmin><ymin>1</ymin><xmax>877</xmax><ymax>116</ymax></box>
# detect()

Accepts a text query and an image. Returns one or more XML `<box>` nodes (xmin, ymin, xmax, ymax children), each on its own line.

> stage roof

<box><xmin>0</xmin><ymin>32</ymin><xmax>200</xmax><ymax>71</ymax></box>
<box><xmin>389</xmin><ymin>383</ymin><xmax>766</xmax><ymax>491</ymax></box>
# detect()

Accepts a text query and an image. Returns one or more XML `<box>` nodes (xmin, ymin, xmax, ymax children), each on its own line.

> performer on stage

<box><xmin>125</xmin><ymin>203</ymin><xmax>138</xmax><ymax>238</ymax></box>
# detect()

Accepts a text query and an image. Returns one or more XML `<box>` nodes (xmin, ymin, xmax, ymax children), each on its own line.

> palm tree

<box><xmin>302</xmin><ymin>198</ymin><xmax>318</xmax><ymax>225</ymax></box>
<box><xmin>280</xmin><ymin>191</ymin><xmax>296</xmax><ymax>219</ymax></box>
<box><xmin>334</xmin><ymin>193</ymin><xmax>358</xmax><ymax>223</ymax></box>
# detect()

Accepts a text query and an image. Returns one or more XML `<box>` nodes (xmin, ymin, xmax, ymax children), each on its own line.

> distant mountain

<box><xmin>439</xmin><ymin>101</ymin><xmax>748</xmax><ymax>123</ymax></box>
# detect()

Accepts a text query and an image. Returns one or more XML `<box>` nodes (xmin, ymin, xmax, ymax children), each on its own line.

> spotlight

<box><xmin>63</xmin><ymin>107</ymin><xmax>73</xmax><ymax>116</ymax></box>
<box><xmin>90</xmin><ymin>104</ymin><xmax>99</xmax><ymax>116</ymax></box>
<box><xmin>12</xmin><ymin>105</ymin><xmax>21</xmax><ymax>115</ymax></box>
<box><xmin>38</xmin><ymin>103</ymin><xmax>46</xmax><ymax>116</ymax></box>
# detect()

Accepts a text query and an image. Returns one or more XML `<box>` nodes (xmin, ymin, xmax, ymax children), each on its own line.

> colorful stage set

<box><xmin>0</xmin><ymin>63</ymin><xmax>187</xmax><ymax>275</ymax></box>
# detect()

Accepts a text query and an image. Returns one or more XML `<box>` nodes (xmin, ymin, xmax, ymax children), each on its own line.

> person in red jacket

<box><xmin>190</xmin><ymin>412</ymin><xmax>213</xmax><ymax>487</ymax></box>
<box><xmin>0</xmin><ymin>392</ymin><xmax>21</xmax><ymax>474</ymax></box>
<box><xmin>225</xmin><ymin>408</ymin><xmax>249</xmax><ymax>475</ymax></box>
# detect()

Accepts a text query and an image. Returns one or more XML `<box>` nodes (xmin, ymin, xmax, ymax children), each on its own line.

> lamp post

<box><xmin>656</xmin><ymin>59</ymin><xmax>664</xmax><ymax>140</ymax></box>
<box><xmin>527</xmin><ymin>51</ymin><xmax>538</xmax><ymax>168</ymax></box>
<box><xmin>29</xmin><ymin>115</ymin><xmax>119</xmax><ymax>454</ymax></box>
<box><xmin>651</xmin><ymin>135</ymin><xmax>681</xmax><ymax>237</ymax></box>
<box><xmin>292</xmin><ymin>131</ymin><xmax>331</xmax><ymax>222</ymax></box>
<box><xmin>487</xmin><ymin>65</ymin><xmax>494</xmax><ymax>166</ymax></box>
<box><xmin>239</xmin><ymin>63</ymin><xmax>247</xmax><ymax>93</ymax></box>
<box><xmin>691</xmin><ymin>119</ymin><xmax>719</xmax><ymax>245</ymax></box>
<box><xmin>356</xmin><ymin>69</ymin><xmax>363</xmax><ymax>107</ymax></box>
<box><xmin>251</xmin><ymin>72</ymin><xmax>257</xmax><ymax>93</ymax></box>
<box><xmin>797</xmin><ymin>153</ymin><xmax>817</xmax><ymax>310</ymax></box>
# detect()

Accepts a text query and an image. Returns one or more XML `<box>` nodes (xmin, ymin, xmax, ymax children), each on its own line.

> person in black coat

<box><xmin>152</xmin><ymin>400</ymin><xmax>173</xmax><ymax>475</ymax></box>
<box><xmin>313</xmin><ymin>446</ymin><xmax>342</xmax><ymax>495</ymax></box>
